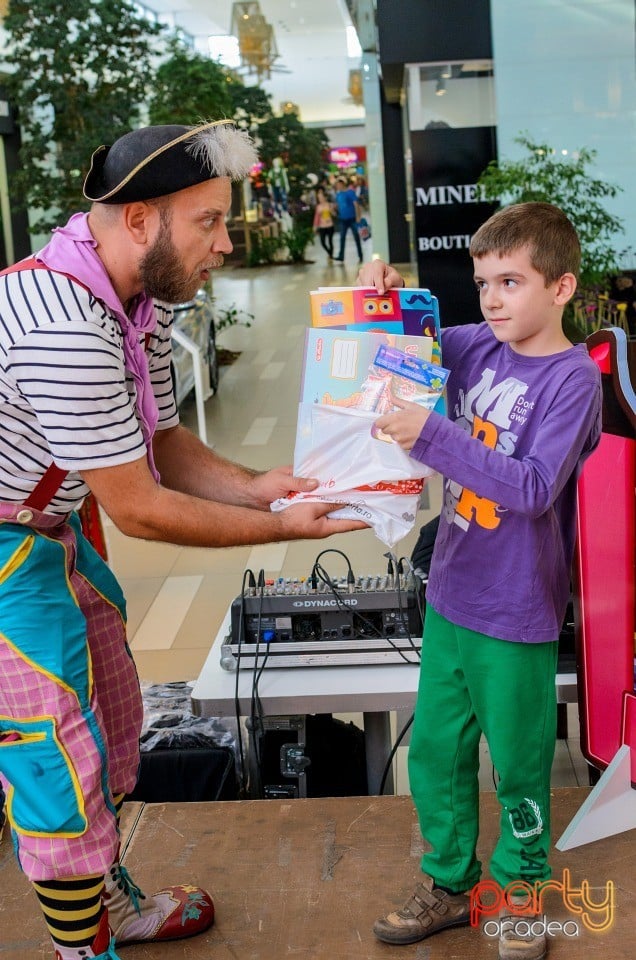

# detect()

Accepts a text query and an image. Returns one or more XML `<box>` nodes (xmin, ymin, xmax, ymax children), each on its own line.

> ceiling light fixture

<box><xmin>230</xmin><ymin>1</ymin><xmax>279</xmax><ymax>81</ymax></box>
<box><xmin>281</xmin><ymin>101</ymin><xmax>300</xmax><ymax>118</ymax></box>
<box><xmin>440</xmin><ymin>64</ymin><xmax>452</xmax><ymax>79</ymax></box>
<box><xmin>435</xmin><ymin>78</ymin><xmax>446</xmax><ymax>96</ymax></box>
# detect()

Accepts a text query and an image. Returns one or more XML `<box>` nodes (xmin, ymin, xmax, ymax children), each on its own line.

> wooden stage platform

<box><xmin>0</xmin><ymin>788</ymin><xmax>632</xmax><ymax>959</ymax></box>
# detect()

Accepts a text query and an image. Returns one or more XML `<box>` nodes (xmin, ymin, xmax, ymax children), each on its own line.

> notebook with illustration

<box><xmin>300</xmin><ymin>327</ymin><xmax>444</xmax><ymax>412</ymax></box>
<box><xmin>308</xmin><ymin>286</ymin><xmax>445</xmax><ymax>413</ymax></box>
<box><xmin>309</xmin><ymin>285</ymin><xmax>442</xmax><ymax>365</ymax></box>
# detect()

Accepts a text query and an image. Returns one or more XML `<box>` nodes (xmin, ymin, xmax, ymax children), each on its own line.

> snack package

<box><xmin>369</xmin><ymin>343</ymin><xmax>450</xmax><ymax>410</ymax></box>
<box><xmin>366</xmin><ymin>344</ymin><xmax>451</xmax><ymax>443</ymax></box>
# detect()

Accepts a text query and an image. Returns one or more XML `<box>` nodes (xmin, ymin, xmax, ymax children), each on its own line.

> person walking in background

<box><xmin>358</xmin><ymin>202</ymin><xmax>602</xmax><ymax>960</ymax></box>
<box><xmin>334</xmin><ymin>176</ymin><xmax>363</xmax><ymax>263</ymax></box>
<box><xmin>313</xmin><ymin>186</ymin><xmax>335</xmax><ymax>261</ymax></box>
<box><xmin>352</xmin><ymin>173</ymin><xmax>369</xmax><ymax>210</ymax></box>
<box><xmin>325</xmin><ymin>174</ymin><xmax>337</xmax><ymax>202</ymax></box>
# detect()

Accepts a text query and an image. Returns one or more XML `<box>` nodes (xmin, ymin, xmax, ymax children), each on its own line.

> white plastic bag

<box><xmin>271</xmin><ymin>403</ymin><xmax>433</xmax><ymax>547</ymax></box>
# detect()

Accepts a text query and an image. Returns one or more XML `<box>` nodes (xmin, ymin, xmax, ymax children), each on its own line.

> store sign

<box><xmin>328</xmin><ymin>146</ymin><xmax>367</xmax><ymax>167</ymax></box>
<box><xmin>411</xmin><ymin>127</ymin><xmax>497</xmax><ymax>325</ymax></box>
<box><xmin>415</xmin><ymin>184</ymin><xmax>487</xmax><ymax>206</ymax></box>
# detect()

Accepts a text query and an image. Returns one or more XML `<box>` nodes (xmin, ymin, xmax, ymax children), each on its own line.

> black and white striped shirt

<box><xmin>0</xmin><ymin>266</ymin><xmax>179</xmax><ymax>513</ymax></box>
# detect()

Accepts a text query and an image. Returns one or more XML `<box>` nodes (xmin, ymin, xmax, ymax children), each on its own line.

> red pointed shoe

<box><xmin>105</xmin><ymin>862</ymin><xmax>214</xmax><ymax>944</ymax></box>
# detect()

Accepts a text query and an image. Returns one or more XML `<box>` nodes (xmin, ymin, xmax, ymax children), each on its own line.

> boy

<box><xmin>358</xmin><ymin>202</ymin><xmax>602</xmax><ymax>960</ymax></box>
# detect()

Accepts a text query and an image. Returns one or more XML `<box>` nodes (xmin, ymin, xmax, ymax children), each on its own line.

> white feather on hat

<box><xmin>185</xmin><ymin>123</ymin><xmax>259</xmax><ymax>182</ymax></box>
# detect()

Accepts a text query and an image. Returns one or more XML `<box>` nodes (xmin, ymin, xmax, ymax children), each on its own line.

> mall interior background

<box><xmin>0</xmin><ymin>1</ymin><xmax>628</xmax><ymax>800</ymax></box>
<box><xmin>3</xmin><ymin>1</ymin><xmax>636</xmax><ymax>301</ymax></box>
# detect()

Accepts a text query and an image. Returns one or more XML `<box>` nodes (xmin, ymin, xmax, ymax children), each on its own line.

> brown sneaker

<box><xmin>373</xmin><ymin>874</ymin><xmax>471</xmax><ymax>945</ymax></box>
<box><xmin>498</xmin><ymin>896</ymin><xmax>547</xmax><ymax>960</ymax></box>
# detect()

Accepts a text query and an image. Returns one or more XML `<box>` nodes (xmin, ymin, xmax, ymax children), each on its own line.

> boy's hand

<box><xmin>356</xmin><ymin>259</ymin><xmax>406</xmax><ymax>293</ymax></box>
<box><xmin>374</xmin><ymin>397</ymin><xmax>430</xmax><ymax>451</ymax></box>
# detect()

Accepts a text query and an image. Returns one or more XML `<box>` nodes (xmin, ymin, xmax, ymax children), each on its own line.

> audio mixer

<box><xmin>220</xmin><ymin>574</ymin><xmax>425</xmax><ymax>669</ymax></box>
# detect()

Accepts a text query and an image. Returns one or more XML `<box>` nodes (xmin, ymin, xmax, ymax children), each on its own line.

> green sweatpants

<box><xmin>408</xmin><ymin>604</ymin><xmax>557</xmax><ymax>892</ymax></box>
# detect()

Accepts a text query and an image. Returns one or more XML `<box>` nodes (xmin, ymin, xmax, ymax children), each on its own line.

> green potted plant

<box><xmin>2</xmin><ymin>0</ymin><xmax>163</xmax><ymax>235</ymax></box>
<box><xmin>212</xmin><ymin>300</ymin><xmax>254</xmax><ymax>367</ymax></box>
<box><xmin>477</xmin><ymin>135</ymin><xmax>629</xmax><ymax>338</ymax></box>
<box><xmin>281</xmin><ymin>222</ymin><xmax>315</xmax><ymax>263</ymax></box>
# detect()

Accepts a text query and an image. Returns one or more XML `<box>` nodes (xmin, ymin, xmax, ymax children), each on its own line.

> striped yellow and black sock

<box><xmin>32</xmin><ymin>874</ymin><xmax>105</xmax><ymax>951</ymax></box>
<box><xmin>112</xmin><ymin>792</ymin><xmax>125</xmax><ymax>824</ymax></box>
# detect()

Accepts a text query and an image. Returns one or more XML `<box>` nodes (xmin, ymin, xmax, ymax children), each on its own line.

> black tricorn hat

<box><xmin>83</xmin><ymin>119</ymin><xmax>257</xmax><ymax>204</ymax></box>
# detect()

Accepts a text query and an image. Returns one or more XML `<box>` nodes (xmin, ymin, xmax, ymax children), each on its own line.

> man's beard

<box><xmin>139</xmin><ymin>228</ymin><xmax>203</xmax><ymax>304</ymax></box>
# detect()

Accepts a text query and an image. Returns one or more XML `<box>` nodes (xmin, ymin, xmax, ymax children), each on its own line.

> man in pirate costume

<box><xmin>0</xmin><ymin>120</ymin><xmax>365</xmax><ymax>960</ymax></box>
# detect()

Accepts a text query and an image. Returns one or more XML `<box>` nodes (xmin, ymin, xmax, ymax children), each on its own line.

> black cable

<box><xmin>309</xmin><ymin>548</ymin><xmax>355</xmax><ymax>582</ymax></box>
<box><xmin>234</xmin><ymin>568</ymin><xmax>255</xmax><ymax>798</ymax></box>
<box><xmin>395</xmin><ymin>557</ymin><xmax>421</xmax><ymax>661</ymax></box>
<box><xmin>248</xmin><ymin>570</ymin><xmax>266</xmax><ymax>797</ymax></box>
<box><xmin>399</xmin><ymin>556</ymin><xmax>426</xmax><ymax>637</ymax></box>
<box><xmin>250</xmin><ymin>570</ymin><xmax>266</xmax><ymax>709</ymax></box>
<box><xmin>384</xmin><ymin>552</ymin><xmax>418</xmax><ymax>664</ymax></box>
<box><xmin>254</xmin><ymin>582</ymin><xmax>274</xmax><ymax>690</ymax></box>
<box><xmin>313</xmin><ymin>562</ymin><xmax>383</xmax><ymax>636</ymax></box>
<box><xmin>310</xmin><ymin>555</ymin><xmax>419</xmax><ymax>665</ymax></box>
<box><xmin>379</xmin><ymin>712</ymin><xmax>414</xmax><ymax>796</ymax></box>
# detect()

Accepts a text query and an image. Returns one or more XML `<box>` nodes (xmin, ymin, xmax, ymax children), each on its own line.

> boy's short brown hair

<box><xmin>469</xmin><ymin>201</ymin><xmax>581</xmax><ymax>285</ymax></box>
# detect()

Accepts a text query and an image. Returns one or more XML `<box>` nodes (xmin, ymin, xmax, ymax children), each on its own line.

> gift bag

<box><xmin>271</xmin><ymin>403</ymin><xmax>433</xmax><ymax>547</ymax></box>
<box><xmin>358</xmin><ymin>217</ymin><xmax>371</xmax><ymax>241</ymax></box>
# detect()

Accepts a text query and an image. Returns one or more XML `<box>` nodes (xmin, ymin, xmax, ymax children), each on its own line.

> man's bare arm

<box><xmin>81</xmin><ymin>454</ymin><xmax>366</xmax><ymax>548</ymax></box>
<box><xmin>151</xmin><ymin>423</ymin><xmax>321</xmax><ymax>510</ymax></box>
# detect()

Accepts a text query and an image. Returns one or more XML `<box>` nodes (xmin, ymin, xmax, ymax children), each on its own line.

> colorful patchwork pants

<box><xmin>408</xmin><ymin>603</ymin><xmax>558</xmax><ymax>892</ymax></box>
<box><xmin>0</xmin><ymin>503</ymin><xmax>143</xmax><ymax>881</ymax></box>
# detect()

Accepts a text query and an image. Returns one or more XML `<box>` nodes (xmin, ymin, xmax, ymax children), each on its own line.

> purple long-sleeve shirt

<box><xmin>411</xmin><ymin>323</ymin><xmax>602</xmax><ymax>643</ymax></box>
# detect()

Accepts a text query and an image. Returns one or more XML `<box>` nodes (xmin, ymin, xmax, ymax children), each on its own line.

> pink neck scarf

<box><xmin>37</xmin><ymin>212</ymin><xmax>160</xmax><ymax>482</ymax></box>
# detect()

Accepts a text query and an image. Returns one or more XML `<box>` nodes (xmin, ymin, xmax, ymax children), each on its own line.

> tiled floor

<box><xmin>103</xmin><ymin>238</ymin><xmax>589</xmax><ymax>794</ymax></box>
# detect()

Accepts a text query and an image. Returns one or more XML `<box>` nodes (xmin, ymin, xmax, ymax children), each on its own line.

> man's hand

<box><xmin>250</xmin><ymin>464</ymin><xmax>319</xmax><ymax>510</ymax></box>
<box><xmin>374</xmin><ymin>396</ymin><xmax>431</xmax><ymax>451</ymax></box>
<box><xmin>82</xmin><ymin>456</ymin><xmax>367</xmax><ymax>547</ymax></box>
<box><xmin>277</xmin><ymin>500</ymin><xmax>368</xmax><ymax>538</ymax></box>
<box><xmin>356</xmin><ymin>259</ymin><xmax>406</xmax><ymax>294</ymax></box>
